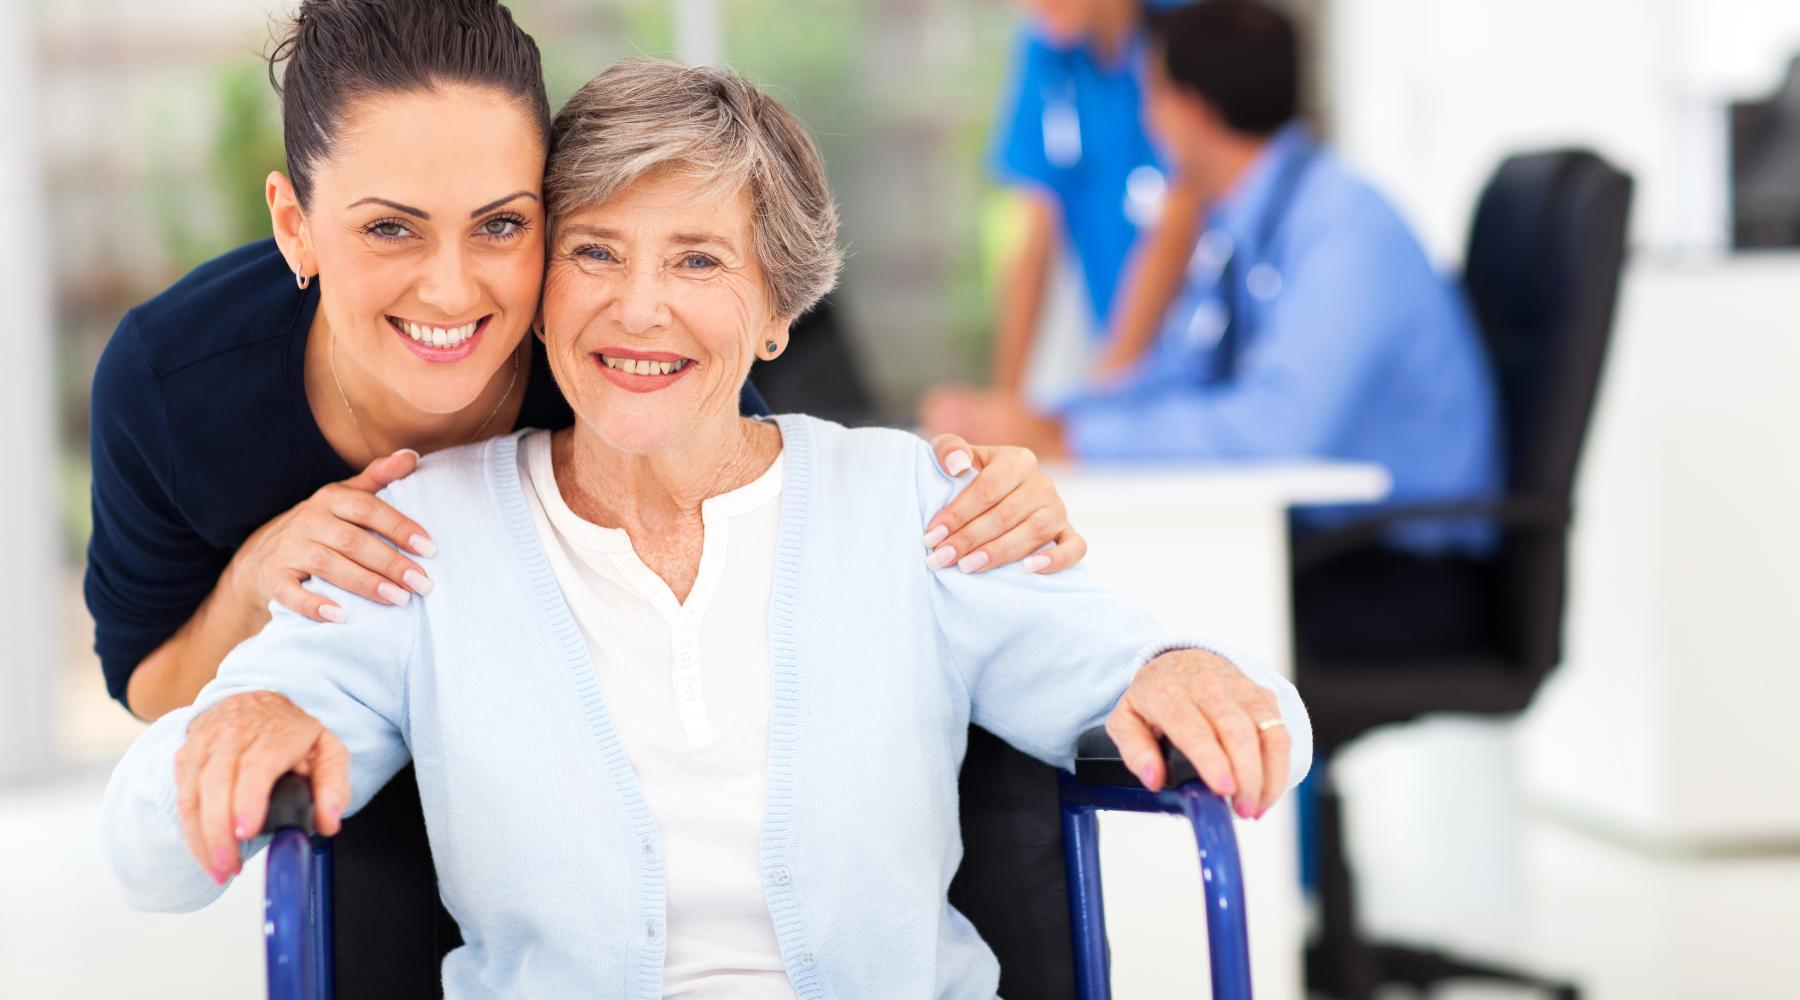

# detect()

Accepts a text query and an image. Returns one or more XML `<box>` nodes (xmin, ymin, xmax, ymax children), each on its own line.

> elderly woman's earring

<box><xmin>295</xmin><ymin>270</ymin><xmax>310</xmax><ymax>290</ymax></box>
<box><xmin>764</xmin><ymin>339</ymin><xmax>781</xmax><ymax>358</ymax></box>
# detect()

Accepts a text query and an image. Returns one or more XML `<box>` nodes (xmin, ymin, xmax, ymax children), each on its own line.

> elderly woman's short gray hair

<box><xmin>546</xmin><ymin>59</ymin><xmax>843</xmax><ymax>319</ymax></box>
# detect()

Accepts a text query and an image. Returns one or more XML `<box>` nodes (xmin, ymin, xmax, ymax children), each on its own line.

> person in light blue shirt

<box><xmin>929</xmin><ymin>0</ymin><xmax>1503</xmax><ymax>561</ymax></box>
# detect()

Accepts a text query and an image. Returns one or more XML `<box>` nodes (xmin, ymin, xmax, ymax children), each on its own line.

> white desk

<box><xmin>1051</xmin><ymin>461</ymin><xmax>1390</xmax><ymax>1000</ymax></box>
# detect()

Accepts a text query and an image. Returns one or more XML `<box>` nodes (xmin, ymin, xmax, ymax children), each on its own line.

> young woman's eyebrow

<box><xmin>469</xmin><ymin>191</ymin><xmax>538</xmax><ymax>217</ymax></box>
<box><xmin>346</xmin><ymin>196</ymin><xmax>430</xmax><ymax>219</ymax></box>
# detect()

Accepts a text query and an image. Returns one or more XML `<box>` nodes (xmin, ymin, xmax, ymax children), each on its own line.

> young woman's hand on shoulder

<box><xmin>228</xmin><ymin>449</ymin><xmax>436</xmax><ymax>624</ymax></box>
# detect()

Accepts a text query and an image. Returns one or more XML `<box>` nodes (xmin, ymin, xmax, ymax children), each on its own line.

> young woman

<box><xmin>86</xmin><ymin>0</ymin><xmax>1085</xmax><ymax>990</ymax></box>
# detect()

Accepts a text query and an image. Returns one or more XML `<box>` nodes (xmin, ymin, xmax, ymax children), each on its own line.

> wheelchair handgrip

<box><xmin>262</xmin><ymin>772</ymin><xmax>318</xmax><ymax>837</ymax></box>
<box><xmin>1072</xmin><ymin>725</ymin><xmax>1202</xmax><ymax>789</ymax></box>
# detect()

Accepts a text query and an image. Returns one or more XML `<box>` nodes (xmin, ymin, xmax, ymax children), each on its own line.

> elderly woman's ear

<box><xmin>757</xmin><ymin>324</ymin><xmax>791</xmax><ymax>361</ymax></box>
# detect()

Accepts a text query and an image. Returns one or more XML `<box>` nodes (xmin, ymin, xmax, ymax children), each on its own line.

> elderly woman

<box><xmin>103</xmin><ymin>60</ymin><xmax>1311</xmax><ymax>997</ymax></box>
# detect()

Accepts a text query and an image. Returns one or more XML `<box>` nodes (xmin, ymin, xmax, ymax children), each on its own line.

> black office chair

<box><xmin>1293</xmin><ymin>150</ymin><xmax>1634</xmax><ymax>999</ymax></box>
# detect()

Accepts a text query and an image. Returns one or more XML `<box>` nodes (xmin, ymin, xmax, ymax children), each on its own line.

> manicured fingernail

<box><xmin>319</xmin><ymin>604</ymin><xmax>347</xmax><ymax>624</ymax></box>
<box><xmin>409</xmin><ymin>534</ymin><xmax>437</xmax><ymax>558</ymax></box>
<box><xmin>210</xmin><ymin>869</ymin><xmax>226</xmax><ymax>886</ymax></box>
<box><xmin>403</xmin><ymin>569</ymin><xmax>434</xmax><ymax>596</ymax></box>
<box><xmin>395</xmin><ymin>448</ymin><xmax>421</xmax><ymax>462</ymax></box>
<box><xmin>957</xmin><ymin>551</ymin><xmax>989</xmax><ymax>573</ymax></box>
<box><xmin>214</xmin><ymin>848</ymin><xmax>233</xmax><ymax>871</ymax></box>
<box><xmin>922</xmin><ymin>525</ymin><xmax>949</xmax><ymax>549</ymax></box>
<box><xmin>1255</xmin><ymin>807</ymin><xmax>1267</xmax><ymax>821</ymax></box>
<box><xmin>943</xmin><ymin>450</ymin><xmax>972</xmax><ymax>476</ymax></box>
<box><xmin>1217</xmin><ymin>777</ymin><xmax>1237</xmax><ymax>797</ymax></box>
<box><xmin>233</xmin><ymin>819</ymin><xmax>248</xmax><ymax>840</ymax></box>
<box><xmin>926</xmin><ymin>545</ymin><xmax>957</xmax><ymax>570</ymax></box>
<box><xmin>377</xmin><ymin>582</ymin><xmax>410</xmax><ymax>606</ymax></box>
<box><xmin>1022</xmin><ymin>554</ymin><xmax>1051</xmax><ymax>573</ymax></box>
<box><xmin>1237</xmin><ymin>798</ymin><xmax>1255</xmax><ymax>820</ymax></box>
<box><xmin>1134</xmin><ymin>762</ymin><xmax>1156</xmax><ymax>787</ymax></box>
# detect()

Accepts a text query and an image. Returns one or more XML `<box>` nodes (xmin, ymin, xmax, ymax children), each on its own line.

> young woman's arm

<box><xmin>122</xmin><ymin>451</ymin><xmax>428</xmax><ymax>719</ymax></box>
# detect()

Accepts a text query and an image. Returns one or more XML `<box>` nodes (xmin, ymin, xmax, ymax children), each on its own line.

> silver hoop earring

<box><xmin>295</xmin><ymin>271</ymin><xmax>310</xmax><ymax>290</ymax></box>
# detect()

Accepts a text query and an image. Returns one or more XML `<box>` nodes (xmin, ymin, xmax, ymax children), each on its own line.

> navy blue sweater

<box><xmin>86</xmin><ymin>239</ymin><xmax>764</xmax><ymax>705</ymax></box>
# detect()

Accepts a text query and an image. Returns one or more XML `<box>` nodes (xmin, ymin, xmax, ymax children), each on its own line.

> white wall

<box><xmin>3</xmin><ymin>0</ymin><xmax>59</xmax><ymax>781</ymax></box>
<box><xmin>1324</xmin><ymin>0</ymin><xmax>1800</xmax><ymax>262</ymax></box>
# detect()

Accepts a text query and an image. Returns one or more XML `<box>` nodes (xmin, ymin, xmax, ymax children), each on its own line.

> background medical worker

<box><xmin>926</xmin><ymin>0</ymin><xmax>1506</xmax><ymax>651</ymax></box>
<box><xmin>975</xmin><ymin>0</ymin><xmax>1200</xmax><ymax>399</ymax></box>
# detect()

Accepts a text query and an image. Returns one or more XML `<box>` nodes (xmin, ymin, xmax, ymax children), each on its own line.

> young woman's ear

<box><xmin>266</xmin><ymin>171</ymin><xmax>314</xmax><ymax>285</ymax></box>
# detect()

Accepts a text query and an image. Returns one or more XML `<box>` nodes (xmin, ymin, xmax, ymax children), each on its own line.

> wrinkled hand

<box><xmin>174</xmin><ymin>692</ymin><xmax>349</xmax><ymax>885</ymax></box>
<box><xmin>1106</xmin><ymin>649</ymin><xmax>1292</xmax><ymax>819</ymax></box>
<box><xmin>231</xmin><ymin>450</ymin><xmax>434</xmax><ymax>623</ymax></box>
<box><xmin>924</xmin><ymin>434</ymin><xmax>1087</xmax><ymax>574</ymax></box>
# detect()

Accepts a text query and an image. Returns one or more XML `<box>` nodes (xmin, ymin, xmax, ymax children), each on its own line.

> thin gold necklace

<box><xmin>330</xmin><ymin>331</ymin><xmax>520</xmax><ymax>466</ymax></box>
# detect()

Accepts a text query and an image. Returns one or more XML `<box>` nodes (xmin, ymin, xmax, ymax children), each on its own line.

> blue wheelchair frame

<box><xmin>261</xmin><ymin>732</ymin><xmax>1254</xmax><ymax>999</ymax></box>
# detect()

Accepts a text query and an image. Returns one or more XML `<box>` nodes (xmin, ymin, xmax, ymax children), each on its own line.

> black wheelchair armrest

<box><xmin>1073</xmin><ymin>725</ymin><xmax>1200</xmax><ymax>789</ymax></box>
<box><xmin>1291</xmin><ymin>494</ymin><xmax>1571</xmax><ymax>573</ymax></box>
<box><xmin>262</xmin><ymin>772</ymin><xmax>318</xmax><ymax>837</ymax></box>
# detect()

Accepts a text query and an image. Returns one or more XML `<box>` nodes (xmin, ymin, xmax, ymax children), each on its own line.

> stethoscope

<box><xmin>1040</xmin><ymin>49</ymin><xmax>1168</xmax><ymax>229</ymax></box>
<box><xmin>1177</xmin><ymin>143</ymin><xmax>1319</xmax><ymax>383</ymax></box>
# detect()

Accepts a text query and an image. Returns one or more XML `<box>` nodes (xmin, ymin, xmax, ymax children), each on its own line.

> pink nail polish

<box><xmin>409</xmin><ymin>533</ymin><xmax>438</xmax><ymax>558</ymax></box>
<box><xmin>377</xmin><ymin>581</ymin><xmax>410</xmax><ymax>606</ymax></box>
<box><xmin>926</xmin><ymin>545</ymin><xmax>957</xmax><ymax>570</ymax></box>
<box><xmin>957</xmin><ymin>551</ymin><xmax>989</xmax><ymax>573</ymax></box>
<box><xmin>233</xmin><ymin>820</ymin><xmax>248</xmax><ymax>840</ymax></box>
<box><xmin>943</xmin><ymin>450</ymin><xmax>972</xmax><ymax>476</ymax></box>
<box><xmin>320</xmin><ymin>604</ymin><xmax>347</xmax><ymax>624</ymax></box>
<box><xmin>403</xmin><ymin>569</ymin><xmax>434</xmax><ymax>596</ymax></box>
<box><xmin>922</xmin><ymin>525</ymin><xmax>949</xmax><ymax>549</ymax></box>
<box><xmin>1022</xmin><ymin>554</ymin><xmax>1052</xmax><ymax>573</ymax></box>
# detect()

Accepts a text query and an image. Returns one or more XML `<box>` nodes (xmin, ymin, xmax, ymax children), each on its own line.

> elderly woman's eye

<box><xmin>572</xmin><ymin>245</ymin><xmax>615</xmax><ymax>263</ymax></box>
<box><xmin>682</xmin><ymin>254</ymin><xmax>717</xmax><ymax>270</ymax></box>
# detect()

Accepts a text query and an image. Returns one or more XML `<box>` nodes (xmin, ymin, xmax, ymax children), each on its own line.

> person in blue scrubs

<box><xmin>925</xmin><ymin>0</ymin><xmax>1505</xmax><ymax>642</ymax></box>
<box><xmin>976</xmin><ymin>0</ymin><xmax>1198</xmax><ymax>396</ymax></box>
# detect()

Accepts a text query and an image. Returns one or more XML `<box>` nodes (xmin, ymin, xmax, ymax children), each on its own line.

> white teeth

<box><xmin>397</xmin><ymin>319</ymin><xmax>479</xmax><ymax>348</ymax></box>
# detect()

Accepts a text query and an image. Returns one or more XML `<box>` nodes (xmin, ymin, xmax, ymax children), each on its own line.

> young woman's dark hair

<box><xmin>1147</xmin><ymin>0</ymin><xmax>1299</xmax><ymax>137</ymax></box>
<box><xmin>267</xmin><ymin>0</ymin><xmax>552</xmax><ymax>207</ymax></box>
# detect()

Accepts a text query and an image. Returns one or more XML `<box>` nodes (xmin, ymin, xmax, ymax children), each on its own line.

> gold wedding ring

<box><xmin>1256</xmin><ymin>718</ymin><xmax>1286</xmax><ymax>733</ymax></box>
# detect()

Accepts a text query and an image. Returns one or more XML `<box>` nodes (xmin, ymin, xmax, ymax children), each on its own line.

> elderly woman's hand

<box><xmin>174</xmin><ymin>692</ymin><xmax>350</xmax><ymax>884</ymax></box>
<box><xmin>922</xmin><ymin>433</ymin><xmax>1088</xmax><ymax>575</ymax></box>
<box><xmin>1105</xmin><ymin>649</ymin><xmax>1292</xmax><ymax>820</ymax></box>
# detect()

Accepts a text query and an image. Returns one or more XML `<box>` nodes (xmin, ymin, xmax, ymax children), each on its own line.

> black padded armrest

<box><xmin>1073</xmin><ymin>726</ymin><xmax>1200</xmax><ymax>789</ymax></box>
<box><xmin>261</xmin><ymin>772</ymin><xmax>317</xmax><ymax>836</ymax></box>
<box><xmin>1292</xmin><ymin>495</ymin><xmax>1571</xmax><ymax>572</ymax></box>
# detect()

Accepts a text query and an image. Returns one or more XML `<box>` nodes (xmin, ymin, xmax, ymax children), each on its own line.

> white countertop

<box><xmin>1048</xmin><ymin>460</ymin><xmax>1392</xmax><ymax>513</ymax></box>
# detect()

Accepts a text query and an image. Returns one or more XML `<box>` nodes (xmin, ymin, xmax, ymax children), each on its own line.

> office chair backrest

<box><xmin>1462</xmin><ymin>150</ymin><xmax>1633</xmax><ymax>674</ymax></box>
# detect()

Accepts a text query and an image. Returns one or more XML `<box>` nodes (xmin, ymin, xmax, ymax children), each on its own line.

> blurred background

<box><xmin>4</xmin><ymin>0</ymin><xmax>1798</xmax><ymax>997</ymax></box>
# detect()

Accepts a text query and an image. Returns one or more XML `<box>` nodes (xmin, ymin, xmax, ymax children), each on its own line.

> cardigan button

<box><xmin>769</xmin><ymin>866</ymin><xmax>792</xmax><ymax>885</ymax></box>
<box><xmin>800</xmin><ymin>950</ymin><xmax>816</xmax><ymax>966</ymax></box>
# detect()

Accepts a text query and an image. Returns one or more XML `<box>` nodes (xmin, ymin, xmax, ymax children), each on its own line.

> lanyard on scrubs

<box><xmin>1213</xmin><ymin>145</ymin><xmax>1318</xmax><ymax>381</ymax></box>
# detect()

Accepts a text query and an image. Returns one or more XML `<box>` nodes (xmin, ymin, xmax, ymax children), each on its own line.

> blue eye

<box><xmin>683</xmin><ymin>254</ymin><xmax>717</xmax><ymax>270</ymax></box>
<box><xmin>574</xmin><ymin>245</ymin><xmax>615</xmax><ymax>262</ymax></box>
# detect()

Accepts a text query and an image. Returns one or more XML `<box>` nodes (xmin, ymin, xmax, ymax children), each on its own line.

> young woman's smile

<box><xmin>388</xmin><ymin>314</ymin><xmax>494</xmax><ymax>363</ymax></box>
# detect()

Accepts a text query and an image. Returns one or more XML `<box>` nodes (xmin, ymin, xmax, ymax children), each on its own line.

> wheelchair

<box><xmin>259</xmin><ymin>727</ymin><xmax>1255</xmax><ymax>1000</ymax></box>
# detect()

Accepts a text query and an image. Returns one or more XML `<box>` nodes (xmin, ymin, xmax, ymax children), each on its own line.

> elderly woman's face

<box><xmin>542</xmin><ymin>170</ymin><xmax>783</xmax><ymax>455</ymax></box>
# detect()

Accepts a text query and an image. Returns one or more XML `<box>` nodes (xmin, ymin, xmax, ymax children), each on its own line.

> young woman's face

<box><xmin>297</xmin><ymin>85</ymin><xmax>546</xmax><ymax>415</ymax></box>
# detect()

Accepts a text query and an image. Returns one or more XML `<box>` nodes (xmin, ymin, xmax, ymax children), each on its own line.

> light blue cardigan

<box><xmin>102</xmin><ymin>415</ymin><xmax>1311</xmax><ymax>999</ymax></box>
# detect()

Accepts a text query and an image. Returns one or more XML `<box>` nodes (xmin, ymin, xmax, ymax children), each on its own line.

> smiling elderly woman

<box><xmin>102</xmin><ymin>60</ymin><xmax>1311</xmax><ymax>998</ymax></box>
